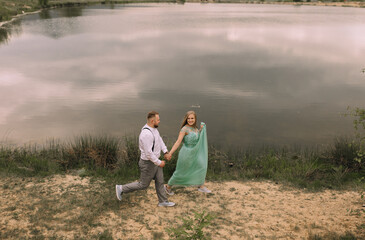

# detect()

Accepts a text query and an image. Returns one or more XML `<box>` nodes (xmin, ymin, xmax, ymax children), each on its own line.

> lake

<box><xmin>1</xmin><ymin>3</ymin><xmax>365</xmax><ymax>148</ymax></box>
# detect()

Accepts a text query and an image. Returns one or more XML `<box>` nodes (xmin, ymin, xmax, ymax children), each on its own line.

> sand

<box><xmin>1</xmin><ymin>174</ymin><xmax>364</xmax><ymax>239</ymax></box>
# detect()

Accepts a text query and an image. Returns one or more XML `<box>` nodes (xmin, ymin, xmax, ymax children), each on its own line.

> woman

<box><xmin>165</xmin><ymin>111</ymin><xmax>211</xmax><ymax>195</ymax></box>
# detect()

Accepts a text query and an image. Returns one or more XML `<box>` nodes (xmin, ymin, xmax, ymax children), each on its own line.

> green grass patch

<box><xmin>167</xmin><ymin>210</ymin><xmax>214</xmax><ymax>240</ymax></box>
<box><xmin>206</xmin><ymin>139</ymin><xmax>365</xmax><ymax>190</ymax></box>
<box><xmin>0</xmin><ymin>133</ymin><xmax>364</xmax><ymax>191</ymax></box>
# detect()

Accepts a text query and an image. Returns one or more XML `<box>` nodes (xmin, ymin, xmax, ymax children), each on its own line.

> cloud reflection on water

<box><xmin>0</xmin><ymin>3</ymin><xmax>365</xmax><ymax>147</ymax></box>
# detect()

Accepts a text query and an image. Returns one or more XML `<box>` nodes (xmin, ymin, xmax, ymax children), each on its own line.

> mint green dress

<box><xmin>168</xmin><ymin>123</ymin><xmax>208</xmax><ymax>186</ymax></box>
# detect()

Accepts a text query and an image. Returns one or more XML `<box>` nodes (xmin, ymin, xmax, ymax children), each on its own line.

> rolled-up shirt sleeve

<box><xmin>140</xmin><ymin>130</ymin><xmax>161</xmax><ymax>166</ymax></box>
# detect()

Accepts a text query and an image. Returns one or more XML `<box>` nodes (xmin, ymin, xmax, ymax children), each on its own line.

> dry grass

<box><xmin>1</xmin><ymin>174</ymin><xmax>364</xmax><ymax>239</ymax></box>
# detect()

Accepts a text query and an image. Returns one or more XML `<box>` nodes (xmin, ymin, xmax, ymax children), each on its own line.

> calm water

<box><xmin>1</xmin><ymin>3</ymin><xmax>365</xmax><ymax>148</ymax></box>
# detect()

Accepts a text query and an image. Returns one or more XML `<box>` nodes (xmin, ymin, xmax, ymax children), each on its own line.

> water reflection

<box><xmin>32</xmin><ymin>7</ymin><xmax>84</xmax><ymax>39</ymax></box>
<box><xmin>59</xmin><ymin>7</ymin><xmax>83</xmax><ymax>18</ymax></box>
<box><xmin>39</xmin><ymin>7</ymin><xmax>83</xmax><ymax>19</ymax></box>
<box><xmin>0</xmin><ymin>28</ymin><xmax>10</xmax><ymax>44</ymax></box>
<box><xmin>0</xmin><ymin>19</ymin><xmax>22</xmax><ymax>45</ymax></box>
<box><xmin>0</xmin><ymin>3</ymin><xmax>365</xmax><ymax>147</ymax></box>
<box><xmin>39</xmin><ymin>9</ymin><xmax>52</xmax><ymax>19</ymax></box>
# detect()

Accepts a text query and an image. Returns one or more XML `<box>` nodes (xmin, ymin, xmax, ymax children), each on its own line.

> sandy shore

<box><xmin>1</xmin><ymin>175</ymin><xmax>364</xmax><ymax>239</ymax></box>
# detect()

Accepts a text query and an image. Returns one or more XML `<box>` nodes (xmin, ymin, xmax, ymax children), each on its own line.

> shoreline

<box><xmin>0</xmin><ymin>133</ymin><xmax>364</xmax><ymax>191</ymax></box>
<box><xmin>0</xmin><ymin>9</ymin><xmax>42</xmax><ymax>27</ymax></box>
<box><xmin>1</xmin><ymin>1</ymin><xmax>364</xmax><ymax>27</ymax></box>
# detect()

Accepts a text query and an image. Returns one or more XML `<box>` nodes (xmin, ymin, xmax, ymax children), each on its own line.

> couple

<box><xmin>115</xmin><ymin>110</ymin><xmax>211</xmax><ymax>207</ymax></box>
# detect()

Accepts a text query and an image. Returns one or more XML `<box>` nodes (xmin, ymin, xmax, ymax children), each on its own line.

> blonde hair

<box><xmin>181</xmin><ymin>111</ymin><xmax>197</xmax><ymax>129</ymax></box>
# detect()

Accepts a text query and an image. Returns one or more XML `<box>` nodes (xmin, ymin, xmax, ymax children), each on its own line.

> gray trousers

<box><xmin>122</xmin><ymin>159</ymin><xmax>168</xmax><ymax>203</ymax></box>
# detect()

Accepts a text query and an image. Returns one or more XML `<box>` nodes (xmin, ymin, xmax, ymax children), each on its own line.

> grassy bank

<box><xmin>1</xmin><ymin>134</ymin><xmax>364</xmax><ymax>191</ymax></box>
<box><xmin>1</xmin><ymin>0</ymin><xmax>365</xmax><ymax>24</ymax></box>
<box><xmin>0</xmin><ymin>0</ymin><xmax>176</xmax><ymax>23</ymax></box>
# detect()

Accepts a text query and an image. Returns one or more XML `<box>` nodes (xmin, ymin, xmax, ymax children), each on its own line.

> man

<box><xmin>116</xmin><ymin>111</ymin><xmax>175</xmax><ymax>207</ymax></box>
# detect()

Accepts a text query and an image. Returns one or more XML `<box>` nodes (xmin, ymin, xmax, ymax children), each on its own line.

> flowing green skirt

<box><xmin>168</xmin><ymin>125</ymin><xmax>208</xmax><ymax>186</ymax></box>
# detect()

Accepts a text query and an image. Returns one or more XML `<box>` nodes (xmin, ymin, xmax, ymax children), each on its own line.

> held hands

<box><xmin>164</xmin><ymin>152</ymin><xmax>172</xmax><ymax>161</ymax></box>
<box><xmin>160</xmin><ymin>152</ymin><xmax>172</xmax><ymax>167</ymax></box>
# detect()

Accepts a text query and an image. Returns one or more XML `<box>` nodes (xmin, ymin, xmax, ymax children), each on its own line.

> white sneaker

<box><xmin>158</xmin><ymin>201</ymin><xmax>175</xmax><ymax>207</ymax></box>
<box><xmin>164</xmin><ymin>185</ymin><xmax>174</xmax><ymax>196</ymax></box>
<box><xmin>115</xmin><ymin>185</ymin><xmax>123</xmax><ymax>201</ymax></box>
<box><xmin>198</xmin><ymin>187</ymin><xmax>212</xmax><ymax>193</ymax></box>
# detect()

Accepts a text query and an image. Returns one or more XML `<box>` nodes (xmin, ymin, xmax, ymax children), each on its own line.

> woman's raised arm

<box><xmin>199</xmin><ymin>122</ymin><xmax>205</xmax><ymax>132</ymax></box>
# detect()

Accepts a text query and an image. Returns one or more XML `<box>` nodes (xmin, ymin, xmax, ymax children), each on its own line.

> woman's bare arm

<box><xmin>169</xmin><ymin>131</ymin><xmax>186</xmax><ymax>156</ymax></box>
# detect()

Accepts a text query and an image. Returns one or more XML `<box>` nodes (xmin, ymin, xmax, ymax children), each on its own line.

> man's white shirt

<box><xmin>139</xmin><ymin>124</ymin><xmax>168</xmax><ymax>166</ymax></box>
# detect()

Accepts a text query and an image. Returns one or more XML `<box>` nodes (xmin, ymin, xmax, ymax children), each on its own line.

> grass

<box><xmin>70</xmin><ymin>134</ymin><xmax>121</xmax><ymax>169</ymax></box>
<box><xmin>0</xmin><ymin>0</ymin><xmax>40</xmax><ymax>22</ymax></box>
<box><xmin>0</xmin><ymin>134</ymin><xmax>364</xmax><ymax>190</ymax></box>
<box><xmin>166</xmin><ymin>210</ymin><xmax>214</xmax><ymax>240</ymax></box>
<box><xmin>206</xmin><ymin>138</ymin><xmax>365</xmax><ymax>190</ymax></box>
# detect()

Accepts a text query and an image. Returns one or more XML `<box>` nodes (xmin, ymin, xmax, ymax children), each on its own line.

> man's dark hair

<box><xmin>147</xmin><ymin>111</ymin><xmax>159</xmax><ymax>120</ymax></box>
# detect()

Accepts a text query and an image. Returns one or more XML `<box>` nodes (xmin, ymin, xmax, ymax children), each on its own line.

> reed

<box><xmin>0</xmin><ymin>133</ymin><xmax>364</xmax><ymax>190</ymax></box>
<box><xmin>208</xmin><ymin>141</ymin><xmax>364</xmax><ymax>190</ymax></box>
<box><xmin>69</xmin><ymin>134</ymin><xmax>121</xmax><ymax>169</ymax></box>
<box><xmin>0</xmin><ymin>143</ymin><xmax>60</xmax><ymax>176</ymax></box>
